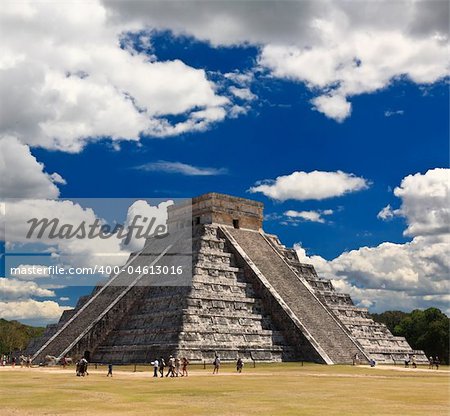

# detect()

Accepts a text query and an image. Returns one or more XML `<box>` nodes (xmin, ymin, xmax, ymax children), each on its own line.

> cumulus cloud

<box><xmin>284</xmin><ymin>209</ymin><xmax>333</xmax><ymax>224</ymax></box>
<box><xmin>0</xmin><ymin>197</ymin><xmax>175</xmax><ymax>323</ymax></box>
<box><xmin>228</xmin><ymin>86</ymin><xmax>256</xmax><ymax>101</ymax></box>
<box><xmin>137</xmin><ymin>161</ymin><xmax>228</xmax><ymax>176</ymax></box>
<box><xmin>105</xmin><ymin>0</ymin><xmax>449</xmax><ymax>121</ymax></box>
<box><xmin>0</xmin><ymin>1</ymin><xmax>232</xmax><ymax>153</ymax></box>
<box><xmin>0</xmin><ymin>278</ymin><xmax>55</xmax><ymax>300</ymax></box>
<box><xmin>258</xmin><ymin>8</ymin><xmax>448</xmax><ymax>120</ymax></box>
<box><xmin>249</xmin><ymin>170</ymin><xmax>369</xmax><ymax>201</ymax></box>
<box><xmin>295</xmin><ymin>168</ymin><xmax>450</xmax><ymax>314</ymax></box>
<box><xmin>105</xmin><ymin>1</ymin><xmax>449</xmax><ymax>46</ymax></box>
<box><xmin>311</xmin><ymin>94</ymin><xmax>351</xmax><ymax>122</ymax></box>
<box><xmin>122</xmin><ymin>199</ymin><xmax>172</xmax><ymax>252</ymax></box>
<box><xmin>259</xmin><ymin>27</ymin><xmax>448</xmax><ymax>120</ymax></box>
<box><xmin>1</xmin><ymin>196</ymin><xmax>179</xmax><ymax>271</ymax></box>
<box><xmin>2</xmin><ymin>198</ymin><xmax>131</xmax><ymax>273</ymax></box>
<box><xmin>0</xmin><ymin>299</ymin><xmax>70</xmax><ymax>323</ymax></box>
<box><xmin>392</xmin><ymin>168</ymin><xmax>450</xmax><ymax>237</ymax></box>
<box><xmin>0</xmin><ymin>0</ymin><xmax>446</xmax><ymax>159</ymax></box>
<box><xmin>377</xmin><ymin>204</ymin><xmax>396</xmax><ymax>221</ymax></box>
<box><xmin>0</xmin><ymin>136</ymin><xmax>64</xmax><ymax>198</ymax></box>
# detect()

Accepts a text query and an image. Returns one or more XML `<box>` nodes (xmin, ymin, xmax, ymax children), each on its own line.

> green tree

<box><xmin>371</xmin><ymin>310</ymin><xmax>408</xmax><ymax>332</ymax></box>
<box><xmin>394</xmin><ymin>308</ymin><xmax>449</xmax><ymax>364</ymax></box>
<box><xmin>0</xmin><ymin>319</ymin><xmax>45</xmax><ymax>354</ymax></box>
<box><xmin>371</xmin><ymin>308</ymin><xmax>449</xmax><ymax>364</ymax></box>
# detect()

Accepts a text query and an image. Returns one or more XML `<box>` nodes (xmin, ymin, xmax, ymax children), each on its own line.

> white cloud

<box><xmin>284</xmin><ymin>209</ymin><xmax>333</xmax><ymax>224</ymax></box>
<box><xmin>392</xmin><ymin>168</ymin><xmax>450</xmax><ymax>237</ymax></box>
<box><xmin>229</xmin><ymin>86</ymin><xmax>256</xmax><ymax>101</ymax></box>
<box><xmin>0</xmin><ymin>1</ymin><xmax>231</xmax><ymax>153</ymax></box>
<box><xmin>0</xmin><ymin>136</ymin><xmax>64</xmax><ymax>198</ymax></box>
<box><xmin>59</xmin><ymin>296</ymin><xmax>70</xmax><ymax>301</ymax></box>
<box><xmin>295</xmin><ymin>168</ymin><xmax>450</xmax><ymax>314</ymax></box>
<box><xmin>0</xmin><ymin>197</ymin><xmax>175</xmax><ymax>323</ymax></box>
<box><xmin>224</xmin><ymin>71</ymin><xmax>255</xmax><ymax>86</ymax></box>
<box><xmin>384</xmin><ymin>109</ymin><xmax>405</xmax><ymax>117</ymax></box>
<box><xmin>122</xmin><ymin>199</ymin><xmax>172</xmax><ymax>252</ymax></box>
<box><xmin>1</xmin><ymin>196</ymin><xmax>180</xmax><ymax>272</ymax></box>
<box><xmin>105</xmin><ymin>1</ymin><xmax>449</xmax><ymax>46</ymax></box>
<box><xmin>0</xmin><ymin>299</ymin><xmax>70</xmax><ymax>323</ymax></box>
<box><xmin>104</xmin><ymin>0</ymin><xmax>449</xmax><ymax>122</ymax></box>
<box><xmin>249</xmin><ymin>170</ymin><xmax>369</xmax><ymax>201</ymax></box>
<box><xmin>377</xmin><ymin>204</ymin><xmax>396</xmax><ymax>221</ymax></box>
<box><xmin>0</xmin><ymin>0</ymin><xmax>446</xmax><ymax>157</ymax></box>
<box><xmin>0</xmin><ymin>277</ymin><xmax>55</xmax><ymax>299</ymax></box>
<box><xmin>258</xmin><ymin>12</ymin><xmax>448</xmax><ymax>120</ymax></box>
<box><xmin>49</xmin><ymin>173</ymin><xmax>67</xmax><ymax>185</ymax></box>
<box><xmin>311</xmin><ymin>94</ymin><xmax>351</xmax><ymax>122</ymax></box>
<box><xmin>138</xmin><ymin>161</ymin><xmax>228</xmax><ymax>176</ymax></box>
<box><xmin>2</xmin><ymin>199</ymin><xmax>129</xmax><ymax>270</ymax></box>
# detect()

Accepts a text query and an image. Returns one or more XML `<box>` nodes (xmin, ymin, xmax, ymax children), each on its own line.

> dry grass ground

<box><xmin>0</xmin><ymin>363</ymin><xmax>448</xmax><ymax>416</ymax></box>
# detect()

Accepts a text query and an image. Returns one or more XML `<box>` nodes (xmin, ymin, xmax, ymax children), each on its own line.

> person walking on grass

<box><xmin>166</xmin><ymin>355</ymin><xmax>176</xmax><ymax>377</ymax></box>
<box><xmin>404</xmin><ymin>354</ymin><xmax>410</xmax><ymax>368</ymax></box>
<box><xmin>434</xmin><ymin>356</ymin><xmax>440</xmax><ymax>370</ymax></box>
<box><xmin>175</xmin><ymin>357</ymin><xmax>180</xmax><ymax>377</ymax></box>
<box><xmin>107</xmin><ymin>363</ymin><xmax>113</xmax><ymax>377</ymax></box>
<box><xmin>236</xmin><ymin>357</ymin><xmax>244</xmax><ymax>373</ymax></box>
<box><xmin>213</xmin><ymin>354</ymin><xmax>221</xmax><ymax>374</ymax></box>
<box><xmin>181</xmin><ymin>357</ymin><xmax>189</xmax><ymax>377</ymax></box>
<box><xmin>152</xmin><ymin>359</ymin><xmax>159</xmax><ymax>378</ymax></box>
<box><xmin>428</xmin><ymin>356</ymin><xmax>433</xmax><ymax>369</ymax></box>
<box><xmin>159</xmin><ymin>357</ymin><xmax>166</xmax><ymax>378</ymax></box>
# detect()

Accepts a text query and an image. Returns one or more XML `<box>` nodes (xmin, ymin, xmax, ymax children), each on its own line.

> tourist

<box><xmin>107</xmin><ymin>363</ymin><xmax>113</xmax><ymax>377</ymax></box>
<box><xmin>159</xmin><ymin>356</ymin><xmax>165</xmax><ymax>377</ymax></box>
<box><xmin>166</xmin><ymin>355</ymin><xmax>175</xmax><ymax>377</ymax></box>
<box><xmin>353</xmin><ymin>353</ymin><xmax>359</xmax><ymax>366</ymax></box>
<box><xmin>152</xmin><ymin>359</ymin><xmax>159</xmax><ymax>377</ymax></box>
<box><xmin>434</xmin><ymin>356</ymin><xmax>440</xmax><ymax>370</ymax></box>
<box><xmin>428</xmin><ymin>356</ymin><xmax>434</xmax><ymax>369</ymax></box>
<box><xmin>77</xmin><ymin>357</ymin><xmax>88</xmax><ymax>376</ymax></box>
<box><xmin>369</xmin><ymin>358</ymin><xmax>376</xmax><ymax>367</ymax></box>
<box><xmin>11</xmin><ymin>356</ymin><xmax>16</xmax><ymax>368</ymax></box>
<box><xmin>404</xmin><ymin>354</ymin><xmax>410</xmax><ymax>368</ymax></box>
<box><xmin>236</xmin><ymin>357</ymin><xmax>244</xmax><ymax>373</ymax></box>
<box><xmin>175</xmin><ymin>357</ymin><xmax>180</xmax><ymax>377</ymax></box>
<box><xmin>213</xmin><ymin>354</ymin><xmax>220</xmax><ymax>374</ymax></box>
<box><xmin>411</xmin><ymin>355</ymin><xmax>417</xmax><ymax>368</ymax></box>
<box><xmin>181</xmin><ymin>357</ymin><xmax>189</xmax><ymax>377</ymax></box>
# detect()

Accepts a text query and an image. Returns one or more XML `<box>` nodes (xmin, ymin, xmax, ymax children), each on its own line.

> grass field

<box><xmin>0</xmin><ymin>363</ymin><xmax>448</xmax><ymax>416</ymax></box>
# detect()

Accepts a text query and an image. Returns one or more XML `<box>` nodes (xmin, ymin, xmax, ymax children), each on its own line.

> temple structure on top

<box><xmin>28</xmin><ymin>193</ymin><xmax>426</xmax><ymax>365</ymax></box>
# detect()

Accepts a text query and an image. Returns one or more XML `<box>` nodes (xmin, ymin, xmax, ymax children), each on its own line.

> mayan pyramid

<box><xmin>28</xmin><ymin>193</ymin><xmax>426</xmax><ymax>365</ymax></box>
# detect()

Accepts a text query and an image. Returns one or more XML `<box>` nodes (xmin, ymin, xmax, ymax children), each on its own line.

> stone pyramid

<box><xmin>29</xmin><ymin>193</ymin><xmax>426</xmax><ymax>365</ymax></box>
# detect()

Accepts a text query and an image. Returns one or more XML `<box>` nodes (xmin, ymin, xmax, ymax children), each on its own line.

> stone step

<box><xmin>223</xmin><ymin>227</ymin><xmax>366</xmax><ymax>364</ymax></box>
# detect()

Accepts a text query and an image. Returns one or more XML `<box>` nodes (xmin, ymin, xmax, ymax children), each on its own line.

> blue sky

<box><xmin>33</xmin><ymin>33</ymin><xmax>448</xmax><ymax>258</ymax></box>
<box><xmin>1</xmin><ymin>1</ymin><xmax>449</xmax><ymax>324</ymax></box>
